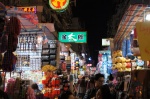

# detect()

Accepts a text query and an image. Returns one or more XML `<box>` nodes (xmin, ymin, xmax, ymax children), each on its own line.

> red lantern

<box><xmin>55</xmin><ymin>78</ymin><xmax>60</xmax><ymax>85</ymax></box>
<box><xmin>49</xmin><ymin>93</ymin><xmax>53</xmax><ymax>98</ymax></box>
<box><xmin>44</xmin><ymin>92</ymin><xmax>49</xmax><ymax>97</ymax></box>
<box><xmin>42</xmin><ymin>80</ymin><xmax>47</xmax><ymax>84</ymax></box>
<box><xmin>51</xmin><ymin>79</ymin><xmax>56</xmax><ymax>86</ymax></box>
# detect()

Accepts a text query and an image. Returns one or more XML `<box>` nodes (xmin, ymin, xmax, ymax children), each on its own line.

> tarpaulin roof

<box><xmin>6</xmin><ymin>7</ymin><xmax>40</xmax><ymax>32</ymax></box>
<box><xmin>114</xmin><ymin>4</ymin><xmax>147</xmax><ymax>50</ymax></box>
<box><xmin>6</xmin><ymin>7</ymin><xmax>56</xmax><ymax>40</ymax></box>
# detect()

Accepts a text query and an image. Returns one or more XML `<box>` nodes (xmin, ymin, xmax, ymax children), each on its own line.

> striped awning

<box><xmin>114</xmin><ymin>4</ymin><xmax>147</xmax><ymax>50</ymax></box>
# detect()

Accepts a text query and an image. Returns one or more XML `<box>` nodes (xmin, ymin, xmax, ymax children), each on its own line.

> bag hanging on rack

<box><xmin>0</xmin><ymin>33</ymin><xmax>8</xmax><ymax>53</ymax></box>
<box><xmin>2</xmin><ymin>51</ymin><xmax>17</xmax><ymax>71</ymax></box>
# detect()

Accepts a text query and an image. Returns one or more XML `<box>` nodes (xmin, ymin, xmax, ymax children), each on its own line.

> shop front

<box><xmin>0</xmin><ymin>4</ymin><xmax>60</xmax><ymax>99</ymax></box>
<box><xmin>112</xmin><ymin>4</ymin><xmax>150</xmax><ymax>99</ymax></box>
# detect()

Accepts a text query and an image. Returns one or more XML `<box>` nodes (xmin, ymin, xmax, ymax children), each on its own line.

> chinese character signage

<box><xmin>58</xmin><ymin>32</ymin><xmax>87</xmax><ymax>43</ymax></box>
<box><xmin>49</xmin><ymin>0</ymin><xmax>69</xmax><ymax>11</ymax></box>
<box><xmin>17</xmin><ymin>6</ymin><xmax>36</xmax><ymax>13</ymax></box>
<box><xmin>136</xmin><ymin>22</ymin><xmax>150</xmax><ymax>60</ymax></box>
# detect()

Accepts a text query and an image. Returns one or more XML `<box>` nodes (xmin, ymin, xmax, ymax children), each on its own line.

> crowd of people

<box><xmin>59</xmin><ymin>73</ymin><xmax>117</xmax><ymax>99</ymax></box>
<box><xmin>0</xmin><ymin>73</ymin><xmax>116</xmax><ymax>99</ymax></box>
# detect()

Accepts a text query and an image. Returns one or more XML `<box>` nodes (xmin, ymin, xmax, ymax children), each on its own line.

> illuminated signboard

<box><xmin>49</xmin><ymin>0</ymin><xmax>69</xmax><ymax>11</ymax></box>
<box><xmin>17</xmin><ymin>6</ymin><xmax>36</xmax><ymax>13</ymax></box>
<box><xmin>102</xmin><ymin>38</ymin><xmax>110</xmax><ymax>46</ymax></box>
<box><xmin>58</xmin><ymin>31</ymin><xmax>87</xmax><ymax>43</ymax></box>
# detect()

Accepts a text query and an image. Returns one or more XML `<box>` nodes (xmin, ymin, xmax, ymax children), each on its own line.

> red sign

<box><xmin>49</xmin><ymin>0</ymin><xmax>69</xmax><ymax>11</ymax></box>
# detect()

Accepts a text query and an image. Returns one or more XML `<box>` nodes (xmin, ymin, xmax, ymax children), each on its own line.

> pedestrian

<box><xmin>77</xmin><ymin>76</ymin><xmax>86</xmax><ymax>99</ymax></box>
<box><xmin>58</xmin><ymin>90</ymin><xmax>77</xmax><ymax>99</ymax></box>
<box><xmin>95</xmin><ymin>84</ymin><xmax>111</xmax><ymax>99</ymax></box>
<box><xmin>86</xmin><ymin>76</ymin><xmax>95</xmax><ymax>90</ymax></box>
<box><xmin>31</xmin><ymin>83</ymin><xmax>44</xmax><ymax>99</ymax></box>
<box><xmin>83</xmin><ymin>73</ymin><xmax>104</xmax><ymax>99</ymax></box>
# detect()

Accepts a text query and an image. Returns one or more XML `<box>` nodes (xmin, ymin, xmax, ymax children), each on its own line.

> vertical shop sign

<box><xmin>136</xmin><ymin>22</ymin><xmax>150</xmax><ymax>60</ymax></box>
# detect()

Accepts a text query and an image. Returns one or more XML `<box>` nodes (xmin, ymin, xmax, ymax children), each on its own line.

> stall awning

<box><xmin>6</xmin><ymin>7</ymin><xmax>40</xmax><ymax>32</ymax></box>
<box><xmin>114</xmin><ymin>4</ymin><xmax>147</xmax><ymax>50</ymax></box>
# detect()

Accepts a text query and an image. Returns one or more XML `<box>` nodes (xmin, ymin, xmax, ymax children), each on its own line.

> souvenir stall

<box><xmin>96</xmin><ymin>50</ymin><xmax>112</xmax><ymax>81</ymax></box>
<box><xmin>111</xmin><ymin>4</ymin><xmax>150</xmax><ymax>99</ymax></box>
<box><xmin>58</xmin><ymin>43</ymin><xmax>73</xmax><ymax>93</ymax></box>
<box><xmin>0</xmin><ymin>4</ymin><xmax>59</xmax><ymax>99</ymax></box>
<box><xmin>41</xmin><ymin>65</ymin><xmax>61</xmax><ymax>99</ymax></box>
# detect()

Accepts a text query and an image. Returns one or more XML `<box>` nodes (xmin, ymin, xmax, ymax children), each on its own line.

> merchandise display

<box><xmin>41</xmin><ymin>65</ymin><xmax>60</xmax><ymax>99</ymax></box>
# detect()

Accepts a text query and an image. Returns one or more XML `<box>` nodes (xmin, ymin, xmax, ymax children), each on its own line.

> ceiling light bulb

<box><xmin>146</xmin><ymin>14</ymin><xmax>150</xmax><ymax>21</ymax></box>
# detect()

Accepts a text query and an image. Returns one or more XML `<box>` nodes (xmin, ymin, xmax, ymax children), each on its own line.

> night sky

<box><xmin>73</xmin><ymin>0</ymin><xmax>116</xmax><ymax>64</ymax></box>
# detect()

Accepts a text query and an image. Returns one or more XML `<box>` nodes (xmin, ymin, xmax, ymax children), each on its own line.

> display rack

<box><xmin>15</xmin><ymin>32</ymin><xmax>42</xmax><ymax>72</ymax></box>
<box><xmin>41</xmin><ymin>40</ymin><xmax>57</xmax><ymax>66</ymax></box>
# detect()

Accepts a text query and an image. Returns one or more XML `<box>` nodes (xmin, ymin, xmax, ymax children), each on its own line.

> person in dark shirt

<box><xmin>83</xmin><ymin>73</ymin><xmax>104</xmax><ymax>99</ymax></box>
<box><xmin>31</xmin><ymin>83</ymin><xmax>44</xmax><ymax>99</ymax></box>
<box><xmin>58</xmin><ymin>90</ymin><xmax>77</xmax><ymax>99</ymax></box>
<box><xmin>0</xmin><ymin>90</ymin><xmax>9</xmax><ymax>99</ymax></box>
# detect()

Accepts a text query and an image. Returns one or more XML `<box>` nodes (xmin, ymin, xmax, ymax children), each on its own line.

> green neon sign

<box><xmin>58</xmin><ymin>32</ymin><xmax>87</xmax><ymax>43</ymax></box>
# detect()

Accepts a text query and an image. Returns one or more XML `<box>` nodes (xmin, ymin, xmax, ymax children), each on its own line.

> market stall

<box><xmin>0</xmin><ymin>4</ymin><xmax>59</xmax><ymax>99</ymax></box>
<box><xmin>112</xmin><ymin>4</ymin><xmax>150</xmax><ymax>99</ymax></box>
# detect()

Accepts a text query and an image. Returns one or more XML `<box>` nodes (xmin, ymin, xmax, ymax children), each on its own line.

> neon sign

<box><xmin>17</xmin><ymin>6</ymin><xmax>36</xmax><ymax>13</ymax></box>
<box><xmin>49</xmin><ymin>0</ymin><xmax>69</xmax><ymax>11</ymax></box>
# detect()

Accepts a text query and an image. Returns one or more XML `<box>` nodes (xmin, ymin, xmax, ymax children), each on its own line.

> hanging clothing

<box><xmin>27</xmin><ymin>86</ymin><xmax>36</xmax><ymax>99</ymax></box>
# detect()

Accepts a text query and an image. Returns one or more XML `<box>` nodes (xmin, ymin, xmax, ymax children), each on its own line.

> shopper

<box><xmin>58</xmin><ymin>90</ymin><xmax>77</xmax><ymax>99</ymax></box>
<box><xmin>31</xmin><ymin>83</ymin><xmax>44</xmax><ymax>99</ymax></box>
<box><xmin>95</xmin><ymin>88</ymin><xmax>102</xmax><ymax>99</ymax></box>
<box><xmin>77</xmin><ymin>76</ymin><xmax>86</xmax><ymax>99</ymax></box>
<box><xmin>86</xmin><ymin>76</ymin><xmax>95</xmax><ymax>90</ymax></box>
<box><xmin>27</xmin><ymin>86</ymin><xmax>36</xmax><ymax>99</ymax></box>
<box><xmin>95</xmin><ymin>85</ymin><xmax>111</xmax><ymax>99</ymax></box>
<box><xmin>83</xmin><ymin>73</ymin><xmax>104</xmax><ymax>99</ymax></box>
<box><xmin>107</xmin><ymin>74</ymin><xmax>116</xmax><ymax>99</ymax></box>
<box><xmin>101</xmin><ymin>84</ymin><xmax>111</xmax><ymax>99</ymax></box>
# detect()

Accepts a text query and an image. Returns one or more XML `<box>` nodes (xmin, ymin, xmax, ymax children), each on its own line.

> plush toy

<box><xmin>116</xmin><ymin>63</ymin><xmax>122</xmax><ymax>69</ymax></box>
<box><xmin>121</xmin><ymin>57</ymin><xmax>126</xmax><ymax>63</ymax></box>
<box><xmin>116</xmin><ymin>57</ymin><xmax>122</xmax><ymax>63</ymax></box>
<box><xmin>122</xmin><ymin>62</ymin><xmax>127</xmax><ymax>69</ymax></box>
<box><xmin>112</xmin><ymin>64</ymin><xmax>116</xmax><ymax>70</ymax></box>
<box><xmin>126</xmin><ymin>62</ymin><xmax>131</xmax><ymax>68</ymax></box>
<box><xmin>137</xmin><ymin>66</ymin><xmax>143</xmax><ymax>70</ymax></box>
<box><xmin>112</xmin><ymin>58</ymin><xmax>116</xmax><ymax>64</ymax></box>
<box><xmin>126</xmin><ymin>59</ymin><xmax>131</xmax><ymax>62</ymax></box>
<box><xmin>112</xmin><ymin>51</ymin><xmax>117</xmax><ymax>58</ymax></box>
<box><xmin>117</xmin><ymin>50</ymin><xmax>123</xmax><ymax>57</ymax></box>
<box><xmin>125</xmin><ymin>68</ymin><xmax>131</xmax><ymax>71</ymax></box>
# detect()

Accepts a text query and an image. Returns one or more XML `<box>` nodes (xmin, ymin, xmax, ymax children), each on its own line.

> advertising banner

<box><xmin>136</xmin><ymin>22</ymin><xmax>150</xmax><ymax>60</ymax></box>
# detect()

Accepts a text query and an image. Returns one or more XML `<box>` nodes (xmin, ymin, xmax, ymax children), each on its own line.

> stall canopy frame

<box><xmin>114</xmin><ymin>4</ymin><xmax>147</xmax><ymax>50</ymax></box>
